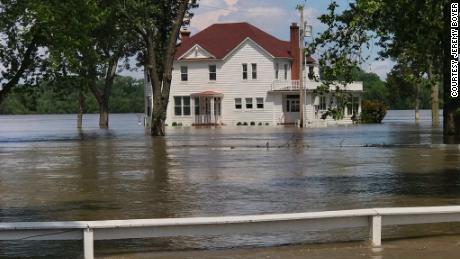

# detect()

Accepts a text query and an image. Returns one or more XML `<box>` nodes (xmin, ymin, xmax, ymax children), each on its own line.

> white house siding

<box><xmin>166</xmin><ymin>39</ymin><xmax>291</xmax><ymax>126</ymax></box>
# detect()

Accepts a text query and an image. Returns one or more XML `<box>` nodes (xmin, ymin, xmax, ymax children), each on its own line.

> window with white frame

<box><xmin>319</xmin><ymin>96</ymin><xmax>327</xmax><ymax>110</ymax></box>
<box><xmin>308</xmin><ymin>66</ymin><xmax>314</xmax><ymax>80</ymax></box>
<box><xmin>235</xmin><ymin>98</ymin><xmax>242</xmax><ymax>110</ymax></box>
<box><xmin>195</xmin><ymin>97</ymin><xmax>200</xmax><ymax>115</ymax></box>
<box><xmin>347</xmin><ymin>96</ymin><xmax>353</xmax><ymax>115</ymax></box>
<box><xmin>209</xmin><ymin>65</ymin><xmax>217</xmax><ymax>81</ymax></box>
<box><xmin>246</xmin><ymin>98</ymin><xmax>253</xmax><ymax>109</ymax></box>
<box><xmin>174</xmin><ymin>96</ymin><xmax>191</xmax><ymax>116</ymax></box>
<box><xmin>256</xmin><ymin>98</ymin><xmax>264</xmax><ymax>109</ymax></box>
<box><xmin>275</xmin><ymin>63</ymin><xmax>279</xmax><ymax>79</ymax></box>
<box><xmin>180</xmin><ymin>66</ymin><xmax>188</xmax><ymax>81</ymax></box>
<box><xmin>251</xmin><ymin>63</ymin><xmax>257</xmax><ymax>79</ymax></box>
<box><xmin>284</xmin><ymin>64</ymin><xmax>288</xmax><ymax>80</ymax></box>
<box><xmin>242</xmin><ymin>64</ymin><xmax>248</xmax><ymax>80</ymax></box>
<box><xmin>286</xmin><ymin>95</ymin><xmax>300</xmax><ymax>112</ymax></box>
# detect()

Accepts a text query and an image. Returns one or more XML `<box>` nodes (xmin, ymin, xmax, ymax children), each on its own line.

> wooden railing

<box><xmin>2</xmin><ymin>206</ymin><xmax>460</xmax><ymax>258</ymax></box>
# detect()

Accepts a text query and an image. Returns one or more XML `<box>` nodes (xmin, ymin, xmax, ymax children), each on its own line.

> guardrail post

<box><xmin>83</xmin><ymin>228</ymin><xmax>94</xmax><ymax>259</ymax></box>
<box><xmin>369</xmin><ymin>215</ymin><xmax>382</xmax><ymax>247</ymax></box>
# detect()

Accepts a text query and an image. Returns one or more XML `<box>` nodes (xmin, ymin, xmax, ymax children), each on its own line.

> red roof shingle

<box><xmin>175</xmin><ymin>22</ymin><xmax>293</xmax><ymax>60</ymax></box>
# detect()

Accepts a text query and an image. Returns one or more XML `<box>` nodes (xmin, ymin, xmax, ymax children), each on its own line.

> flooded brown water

<box><xmin>1</xmin><ymin>110</ymin><xmax>460</xmax><ymax>258</ymax></box>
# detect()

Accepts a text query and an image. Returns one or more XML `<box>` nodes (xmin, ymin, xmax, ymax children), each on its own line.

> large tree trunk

<box><xmin>99</xmin><ymin>99</ymin><xmax>109</xmax><ymax>129</ymax></box>
<box><xmin>77</xmin><ymin>89</ymin><xmax>85</xmax><ymax>129</ymax></box>
<box><xmin>143</xmin><ymin>0</ymin><xmax>190</xmax><ymax>136</ymax></box>
<box><xmin>88</xmin><ymin>58</ymin><xmax>117</xmax><ymax>129</ymax></box>
<box><xmin>428</xmin><ymin>64</ymin><xmax>440</xmax><ymax>127</ymax></box>
<box><xmin>415</xmin><ymin>84</ymin><xmax>421</xmax><ymax>122</ymax></box>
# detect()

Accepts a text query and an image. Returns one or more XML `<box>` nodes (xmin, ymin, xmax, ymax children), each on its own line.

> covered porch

<box><xmin>191</xmin><ymin>91</ymin><xmax>223</xmax><ymax>126</ymax></box>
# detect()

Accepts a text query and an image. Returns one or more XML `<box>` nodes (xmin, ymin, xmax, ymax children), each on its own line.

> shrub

<box><xmin>243</xmin><ymin>122</ymin><xmax>248</xmax><ymax>126</ymax></box>
<box><xmin>172</xmin><ymin>122</ymin><xmax>177</xmax><ymax>127</ymax></box>
<box><xmin>361</xmin><ymin>100</ymin><xmax>388</xmax><ymax>123</ymax></box>
<box><xmin>237</xmin><ymin>122</ymin><xmax>242</xmax><ymax>126</ymax></box>
<box><xmin>265</xmin><ymin>122</ymin><xmax>269</xmax><ymax>126</ymax></box>
<box><xmin>250</xmin><ymin>121</ymin><xmax>256</xmax><ymax>126</ymax></box>
<box><xmin>178</xmin><ymin>122</ymin><xmax>183</xmax><ymax>127</ymax></box>
<box><xmin>258</xmin><ymin>122</ymin><xmax>263</xmax><ymax>126</ymax></box>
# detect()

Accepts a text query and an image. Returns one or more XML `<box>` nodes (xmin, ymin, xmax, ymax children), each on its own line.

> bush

<box><xmin>258</xmin><ymin>122</ymin><xmax>263</xmax><ymax>126</ymax></box>
<box><xmin>361</xmin><ymin>100</ymin><xmax>387</xmax><ymax>123</ymax></box>
<box><xmin>265</xmin><ymin>122</ymin><xmax>269</xmax><ymax>126</ymax></box>
<box><xmin>172</xmin><ymin>122</ymin><xmax>177</xmax><ymax>127</ymax></box>
<box><xmin>250</xmin><ymin>121</ymin><xmax>256</xmax><ymax>126</ymax></box>
<box><xmin>243</xmin><ymin>122</ymin><xmax>248</xmax><ymax>126</ymax></box>
<box><xmin>237</xmin><ymin>122</ymin><xmax>242</xmax><ymax>126</ymax></box>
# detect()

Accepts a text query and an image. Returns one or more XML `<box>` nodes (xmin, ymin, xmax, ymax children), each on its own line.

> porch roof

<box><xmin>191</xmin><ymin>91</ymin><xmax>223</xmax><ymax>97</ymax></box>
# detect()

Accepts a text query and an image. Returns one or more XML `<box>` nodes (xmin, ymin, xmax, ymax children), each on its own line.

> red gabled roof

<box><xmin>175</xmin><ymin>22</ymin><xmax>292</xmax><ymax>60</ymax></box>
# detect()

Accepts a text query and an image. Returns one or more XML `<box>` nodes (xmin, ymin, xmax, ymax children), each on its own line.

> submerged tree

<box><xmin>311</xmin><ymin>0</ymin><xmax>459</xmax><ymax>141</ymax></box>
<box><xmin>39</xmin><ymin>0</ymin><xmax>135</xmax><ymax>128</ymax></box>
<box><xmin>119</xmin><ymin>0</ymin><xmax>198</xmax><ymax>136</ymax></box>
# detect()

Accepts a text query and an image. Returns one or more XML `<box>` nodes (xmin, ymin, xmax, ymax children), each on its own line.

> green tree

<box><xmin>119</xmin><ymin>0</ymin><xmax>198</xmax><ymax>136</ymax></box>
<box><xmin>311</xmin><ymin>0</ymin><xmax>458</xmax><ymax>141</ymax></box>
<box><xmin>0</xmin><ymin>0</ymin><xmax>47</xmax><ymax>104</ymax></box>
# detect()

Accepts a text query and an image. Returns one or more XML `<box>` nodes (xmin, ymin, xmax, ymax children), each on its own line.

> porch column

<box><xmin>210</xmin><ymin>97</ymin><xmax>215</xmax><ymax>125</ymax></box>
<box><xmin>358</xmin><ymin>95</ymin><xmax>362</xmax><ymax>114</ymax></box>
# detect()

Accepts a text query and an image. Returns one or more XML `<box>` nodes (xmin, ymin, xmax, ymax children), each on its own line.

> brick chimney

<box><xmin>180</xmin><ymin>29</ymin><xmax>191</xmax><ymax>43</ymax></box>
<box><xmin>290</xmin><ymin>23</ymin><xmax>300</xmax><ymax>80</ymax></box>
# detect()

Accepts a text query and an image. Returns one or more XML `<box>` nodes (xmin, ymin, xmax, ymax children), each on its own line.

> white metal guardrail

<box><xmin>2</xmin><ymin>206</ymin><xmax>460</xmax><ymax>259</ymax></box>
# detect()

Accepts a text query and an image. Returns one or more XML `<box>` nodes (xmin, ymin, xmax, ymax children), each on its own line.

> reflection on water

<box><xmin>0</xmin><ymin>110</ymin><xmax>460</xmax><ymax>257</ymax></box>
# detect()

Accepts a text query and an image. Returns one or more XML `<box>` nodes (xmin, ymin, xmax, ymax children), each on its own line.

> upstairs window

<box><xmin>308</xmin><ymin>66</ymin><xmax>314</xmax><ymax>80</ymax></box>
<box><xmin>242</xmin><ymin>64</ymin><xmax>248</xmax><ymax>80</ymax></box>
<box><xmin>235</xmin><ymin>98</ymin><xmax>242</xmax><ymax>109</ymax></box>
<box><xmin>275</xmin><ymin>63</ymin><xmax>279</xmax><ymax>79</ymax></box>
<box><xmin>246</xmin><ymin>98</ymin><xmax>253</xmax><ymax>109</ymax></box>
<box><xmin>256</xmin><ymin>98</ymin><xmax>264</xmax><ymax>109</ymax></box>
<box><xmin>252</xmin><ymin>63</ymin><xmax>257</xmax><ymax>79</ymax></box>
<box><xmin>209</xmin><ymin>65</ymin><xmax>217</xmax><ymax>81</ymax></box>
<box><xmin>180</xmin><ymin>66</ymin><xmax>188</xmax><ymax>81</ymax></box>
<box><xmin>284</xmin><ymin>64</ymin><xmax>288</xmax><ymax>80</ymax></box>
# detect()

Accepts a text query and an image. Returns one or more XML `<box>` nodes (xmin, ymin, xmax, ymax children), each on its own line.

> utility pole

<box><xmin>298</xmin><ymin>3</ymin><xmax>305</xmax><ymax>128</ymax></box>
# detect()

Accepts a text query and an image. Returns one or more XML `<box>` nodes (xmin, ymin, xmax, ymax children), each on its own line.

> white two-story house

<box><xmin>145</xmin><ymin>22</ymin><xmax>363</xmax><ymax>127</ymax></box>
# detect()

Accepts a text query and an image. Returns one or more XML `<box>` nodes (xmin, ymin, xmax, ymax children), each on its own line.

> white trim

<box><xmin>223</xmin><ymin>37</ymin><xmax>275</xmax><ymax>60</ymax></box>
<box><xmin>178</xmin><ymin>44</ymin><xmax>216</xmax><ymax>60</ymax></box>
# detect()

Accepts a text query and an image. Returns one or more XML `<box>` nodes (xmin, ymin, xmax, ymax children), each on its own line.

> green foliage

<box><xmin>0</xmin><ymin>76</ymin><xmax>143</xmax><ymax>114</ymax></box>
<box><xmin>361</xmin><ymin>100</ymin><xmax>388</xmax><ymax>123</ymax></box>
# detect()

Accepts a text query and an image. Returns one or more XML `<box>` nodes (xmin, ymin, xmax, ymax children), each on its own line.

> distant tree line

<box><xmin>0</xmin><ymin>0</ymin><xmax>197</xmax><ymax>136</ymax></box>
<box><xmin>0</xmin><ymin>76</ymin><xmax>143</xmax><ymax>115</ymax></box>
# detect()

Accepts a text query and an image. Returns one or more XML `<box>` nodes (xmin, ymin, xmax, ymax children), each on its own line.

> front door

<box><xmin>284</xmin><ymin>94</ymin><xmax>300</xmax><ymax>124</ymax></box>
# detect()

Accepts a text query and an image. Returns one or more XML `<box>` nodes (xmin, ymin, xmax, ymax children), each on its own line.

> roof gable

<box><xmin>178</xmin><ymin>44</ymin><xmax>216</xmax><ymax>60</ymax></box>
<box><xmin>175</xmin><ymin>22</ymin><xmax>292</xmax><ymax>60</ymax></box>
